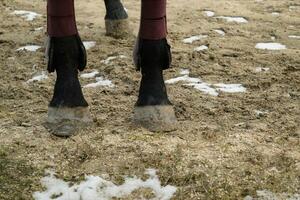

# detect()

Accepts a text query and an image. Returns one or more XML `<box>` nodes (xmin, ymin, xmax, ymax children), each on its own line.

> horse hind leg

<box><xmin>104</xmin><ymin>0</ymin><xmax>131</xmax><ymax>38</ymax></box>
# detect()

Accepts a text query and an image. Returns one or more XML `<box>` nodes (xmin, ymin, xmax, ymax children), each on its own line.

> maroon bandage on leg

<box><xmin>139</xmin><ymin>0</ymin><xmax>167</xmax><ymax>40</ymax></box>
<box><xmin>47</xmin><ymin>0</ymin><xmax>77</xmax><ymax>37</ymax></box>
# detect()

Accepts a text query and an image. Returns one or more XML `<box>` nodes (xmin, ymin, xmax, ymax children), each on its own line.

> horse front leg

<box><xmin>133</xmin><ymin>0</ymin><xmax>177</xmax><ymax>132</ymax></box>
<box><xmin>104</xmin><ymin>0</ymin><xmax>131</xmax><ymax>38</ymax></box>
<box><xmin>46</xmin><ymin>0</ymin><xmax>92</xmax><ymax>136</ymax></box>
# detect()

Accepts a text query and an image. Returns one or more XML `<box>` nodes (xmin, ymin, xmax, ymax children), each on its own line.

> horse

<box><xmin>46</xmin><ymin>0</ymin><xmax>177</xmax><ymax>136</ymax></box>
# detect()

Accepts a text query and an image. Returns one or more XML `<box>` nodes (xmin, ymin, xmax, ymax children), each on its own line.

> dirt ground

<box><xmin>0</xmin><ymin>0</ymin><xmax>299</xmax><ymax>199</ymax></box>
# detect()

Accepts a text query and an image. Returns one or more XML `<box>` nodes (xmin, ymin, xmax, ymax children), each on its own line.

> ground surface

<box><xmin>0</xmin><ymin>0</ymin><xmax>299</xmax><ymax>199</ymax></box>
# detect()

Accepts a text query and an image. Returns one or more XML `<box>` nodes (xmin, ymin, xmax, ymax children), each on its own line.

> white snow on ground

<box><xmin>165</xmin><ymin>75</ymin><xmax>201</xmax><ymax>84</ymax></box>
<box><xmin>185</xmin><ymin>83</ymin><xmax>219</xmax><ymax>96</ymax></box>
<box><xmin>33</xmin><ymin>169</ymin><xmax>177</xmax><ymax>200</ymax></box>
<box><xmin>203</xmin><ymin>10</ymin><xmax>215</xmax><ymax>17</ymax></box>
<box><xmin>255</xmin><ymin>67</ymin><xmax>270</xmax><ymax>72</ymax></box>
<box><xmin>182</xmin><ymin>35</ymin><xmax>208</xmax><ymax>44</ymax></box>
<box><xmin>166</xmin><ymin>70</ymin><xmax>246</xmax><ymax>96</ymax></box>
<box><xmin>179</xmin><ymin>69</ymin><xmax>190</xmax><ymax>75</ymax></box>
<box><xmin>215</xmin><ymin>16</ymin><xmax>248</xmax><ymax>23</ymax></box>
<box><xmin>17</xmin><ymin>45</ymin><xmax>41</xmax><ymax>52</ymax></box>
<box><xmin>83</xmin><ymin>77</ymin><xmax>114</xmax><ymax>88</ymax></box>
<box><xmin>80</xmin><ymin>70</ymin><xmax>99</xmax><ymax>79</ymax></box>
<box><xmin>255</xmin><ymin>43</ymin><xmax>286</xmax><ymax>50</ymax></box>
<box><xmin>214</xmin><ymin>83</ymin><xmax>246</xmax><ymax>93</ymax></box>
<box><xmin>194</xmin><ymin>45</ymin><xmax>208</xmax><ymax>52</ymax></box>
<box><xmin>214</xmin><ymin>29</ymin><xmax>225</xmax><ymax>36</ymax></box>
<box><xmin>34</xmin><ymin>27</ymin><xmax>43</xmax><ymax>31</ymax></box>
<box><xmin>271</xmin><ymin>36</ymin><xmax>276</xmax><ymax>41</ymax></box>
<box><xmin>100</xmin><ymin>55</ymin><xmax>127</xmax><ymax>65</ymax></box>
<box><xmin>26</xmin><ymin>71</ymin><xmax>48</xmax><ymax>83</ymax></box>
<box><xmin>83</xmin><ymin>41</ymin><xmax>96</xmax><ymax>50</ymax></box>
<box><xmin>254</xmin><ymin>110</ymin><xmax>268</xmax><ymax>117</ymax></box>
<box><xmin>289</xmin><ymin>35</ymin><xmax>300</xmax><ymax>39</ymax></box>
<box><xmin>244</xmin><ymin>190</ymin><xmax>300</xmax><ymax>200</ymax></box>
<box><xmin>12</xmin><ymin>10</ymin><xmax>41</xmax><ymax>21</ymax></box>
<box><xmin>271</xmin><ymin>12</ymin><xmax>280</xmax><ymax>16</ymax></box>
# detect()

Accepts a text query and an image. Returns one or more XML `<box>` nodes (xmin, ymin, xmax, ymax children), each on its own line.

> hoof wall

<box><xmin>46</xmin><ymin>107</ymin><xmax>92</xmax><ymax>137</ymax></box>
<box><xmin>105</xmin><ymin>19</ymin><xmax>131</xmax><ymax>38</ymax></box>
<box><xmin>134</xmin><ymin>105</ymin><xmax>178</xmax><ymax>132</ymax></box>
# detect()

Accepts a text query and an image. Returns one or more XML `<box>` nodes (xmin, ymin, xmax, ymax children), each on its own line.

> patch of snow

<box><xmin>214</xmin><ymin>83</ymin><xmax>247</xmax><ymax>93</ymax></box>
<box><xmin>12</xmin><ymin>10</ymin><xmax>41</xmax><ymax>21</ymax></box>
<box><xmin>179</xmin><ymin>69</ymin><xmax>190</xmax><ymax>75</ymax></box>
<box><xmin>182</xmin><ymin>35</ymin><xmax>208</xmax><ymax>44</ymax></box>
<box><xmin>289</xmin><ymin>6</ymin><xmax>299</xmax><ymax>11</ymax></box>
<box><xmin>271</xmin><ymin>36</ymin><xmax>276</xmax><ymax>41</ymax></box>
<box><xmin>83</xmin><ymin>41</ymin><xmax>96</xmax><ymax>50</ymax></box>
<box><xmin>289</xmin><ymin>35</ymin><xmax>300</xmax><ymax>39</ymax></box>
<box><xmin>34</xmin><ymin>27</ymin><xmax>43</xmax><ymax>31</ymax></box>
<box><xmin>26</xmin><ymin>71</ymin><xmax>48</xmax><ymax>83</ymax></box>
<box><xmin>185</xmin><ymin>83</ymin><xmax>219</xmax><ymax>96</ymax></box>
<box><xmin>203</xmin><ymin>10</ymin><xmax>215</xmax><ymax>17</ymax></box>
<box><xmin>83</xmin><ymin>77</ymin><xmax>114</xmax><ymax>88</ymax></box>
<box><xmin>166</xmin><ymin>69</ymin><xmax>246</xmax><ymax>96</ymax></box>
<box><xmin>214</xmin><ymin>29</ymin><xmax>225</xmax><ymax>36</ymax></box>
<box><xmin>255</xmin><ymin>67</ymin><xmax>270</xmax><ymax>72</ymax></box>
<box><xmin>254</xmin><ymin>110</ymin><xmax>268</xmax><ymax>116</ymax></box>
<box><xmin>244</xmin><ymin>190</ymin><xmax>300</xmax><ymax>200</ymax></box>
<box><xmin>33</xmin><ymin>169</ymin><xmax>177</xmax><ymax>200</ymax></box>
<box><xmin>100</xmin><ymin>55</ymin><xmax>127</xmax><ymax>65</ymax></box>
<box><xmin>165</xmin><ymin>75</ymin><xmax>201</xmax><ymax>84</ymax></box>
<box><xmin>255</xmin><ymin>42</ymin><xmax>286</xmax><ymax>50</ymax></box>
<box><xmin>80</xmin><ymin>70</ymin><xmax>99</xmax><ymax>79</ymax></box>
<box><xmin>271</xmin><ymin>12</ymin><xmax>280</xmax><ymax>16</ymax></box>
<box><xmin>194</xmin><ymin>45</ymin><xmax>208</xmax><ymax>52</ymax></box>
<box><xmin>215</xmin><ymin>16</ymin><xmax>248</xmax><ymax>23</ymax></box>
<box><xmin>17</xmin><ymin>45</ymin><xmax>41</xmax><ymax>52</ymax></box>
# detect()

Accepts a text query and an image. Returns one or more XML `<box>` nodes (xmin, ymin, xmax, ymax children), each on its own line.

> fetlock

<box><xmin>136</xmin><ymin>39</ymin><xmax>172</xmax><ymax>106</ymax></box>
<box><xmin>104</xmin><ymin>0</ymin><xmax>128</xmax><ymax>20</ymax></box>
<box><xmin>49</xmin><ymin>35</ymin><xmax>88</xmax><ymax>108</ymax></box>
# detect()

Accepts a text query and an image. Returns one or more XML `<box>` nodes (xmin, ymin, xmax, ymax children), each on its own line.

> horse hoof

<box><xmin>134</xmin><ymin>105</ymin><xmax>178</xmax><ymax>132</ymax></box>
<box><xmin>105</xmin><ymin>19</ymin><xmax>131</xmax><ymax>38</ymax></box>
<box><xmin>45</xmin><ymin>107</ymin><xmax>92</xmax><ymax>137</ymax></box>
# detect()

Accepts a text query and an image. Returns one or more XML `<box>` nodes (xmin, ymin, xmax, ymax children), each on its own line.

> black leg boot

<box><xmin>134</xmin><ymin>39</ymin><xmax>177</xmax><ymax>132</ymax></box>
<box><xmin>46</xmin><ymin>35</ymin><xmax>92</xmax><ymax>136</ymax></box>
<box><xmin>104</xmin><ymin>0</ymin><xmax>131</xmax><ymax>38</ymax></box>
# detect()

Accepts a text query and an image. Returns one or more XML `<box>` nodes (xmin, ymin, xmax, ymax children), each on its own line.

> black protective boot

<box><xmin>46</xmin><ymin>35</ymin><xmax>92</xmax><ymax>137</ymax></box>
<box><xmin>104</xmin><ymin>0</ymin><xmax>131</xmax><ymax>38</ymax></box>
<box><xmin>134</xmin><ymin>39</ymin><xmax>177</xmax><ymax>132</ymax></box>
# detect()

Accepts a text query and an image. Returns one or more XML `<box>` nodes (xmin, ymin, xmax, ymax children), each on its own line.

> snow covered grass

<box><xmin>255</xmin><ymin>43</ymin><xmax>286</xmax><ymax>50</ymax></box>
<box><xmin>12</xmin><ymin>10</ymin><xmax>41</xmax><ymax>21</ymax></box>
<box><xmin>17</xmin><ymin>45</ymin><xmax>41</xmax><ymax>52</ymax></box>
<box><xmin>166</xmin><ymin>69</ymin><xmax>246</xmax><ymax>96</ymax></box>
<box><xmin>33</xmin><ymin>169</ymin><xmax>177</xmax><ymax>200</ymax></box>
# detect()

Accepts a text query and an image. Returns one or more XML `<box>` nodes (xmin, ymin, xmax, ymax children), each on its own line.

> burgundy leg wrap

<box><xmin>139</xmin><ymin>0</ymin><xmax>167</xmax><ymax>40</ymax></box>
<box><xmin>47</xmin><ymin>0</ymin><xmax>78</xmax><ymax>37</ymax></box>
